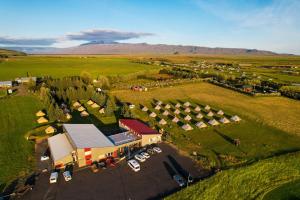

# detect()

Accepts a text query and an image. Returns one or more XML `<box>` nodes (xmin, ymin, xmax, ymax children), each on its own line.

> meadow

<box><xmin>0</xmin><ymin>95</ymin><xmax>43</xmax><ymax>190</ymax></box>
<box><xmin>166</xmin><ymin>152</ymin><xmax>300</xmax><ymax>200</ymax></box>
<box><xmin>0</xmin><ymin>56</ymin><xmax>159</xmax><ymax>80</ymax></box>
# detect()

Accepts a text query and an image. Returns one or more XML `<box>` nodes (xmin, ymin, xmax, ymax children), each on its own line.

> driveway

<box><xmin>22</xmin><ymin>143</ymin><xmax>205</xmax><ymax>200</ymax></box>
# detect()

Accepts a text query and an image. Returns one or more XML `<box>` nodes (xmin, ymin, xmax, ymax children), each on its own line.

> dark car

<box><xmin>98</xmin><ymin>161</ymin><xmax>107</xmax><ymax>169</ymax></box>
<box><xmin>173</xmin><ymin>174</ymin><xmax>186</xmax><ymax>187</ymax></box>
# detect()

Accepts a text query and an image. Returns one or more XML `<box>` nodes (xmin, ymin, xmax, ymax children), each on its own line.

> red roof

<box><xmin>119</xmin><ymin>119</ymin><xmax>159</xmax><ymax>135</ymax></box>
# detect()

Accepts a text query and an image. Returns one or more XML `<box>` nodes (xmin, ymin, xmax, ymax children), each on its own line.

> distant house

<box><xmin>184</xmin><ymin>115</ymin><xmax>192</xmax><ymax>121</ymax></box>
<box><xmin>165</xmin><ymin>104</ymin><xmax>171</xmax><ymax>109</ymax></box>
<box><xmin>15</xmin><ymin>77</ymin><xmax>36</xmax><ymax>84</ymax></box>
<box><xmin>87</xmin><ymin>100</ymin><xmax>94</xmax><ymax>105</ymax></box>
<box><xmin>99</xmin><ymin>108</ymin><xmax>105</xmax><ymax>114</ymax></box>
<box><xmin>207</xmin><ymin>111</ymin><xmax>214</xmax><ymax>117</ymax></box>
<box><xmin>78</xmin><ymin>106</ymin><xmax>86</xmax><ymax>112</ymax></box>
<box><xmin>204</xmin><ymin>105</ymin><xmax>211</xmax><ymax>110</ymax></box>
<box><xmin>73</xmin><ymin>101</ymin><xmax>81</xmax><ymax>108</ymax></box>
<box><xmin>155</xmin><ymin>105</ymin><xmax>161</xmax><ymax>110</ymax></box>
<box><xmin>0</xmin><ymin>81</ymin><xmax>12</xmax><ymax>88</ymax></box>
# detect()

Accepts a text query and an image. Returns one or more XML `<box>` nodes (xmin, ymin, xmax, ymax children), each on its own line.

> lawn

<box><xmin>0</xmin><ymin>56</ymin><xmax>159</xmax><ymax>80</ymax></box>
<box><xmin>0</xmin><ymin>95</ymin><xmax>43</xmax><ymax>190</ymax></box>
<box><xmin>262</xmin><ymin>179</ymin><xmax>300</xmax><ymax>200</ymax></box>
<box><xmin>166</xmin><ymin>152</ymin><xmax>300</xmax><ymax>200</ymax></box>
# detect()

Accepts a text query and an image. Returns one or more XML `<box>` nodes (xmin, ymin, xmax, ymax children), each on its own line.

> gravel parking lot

<box><xmin>23</xmin><ymin>143</ymin><xmax>204</xmax><ymax>200</ymax></box>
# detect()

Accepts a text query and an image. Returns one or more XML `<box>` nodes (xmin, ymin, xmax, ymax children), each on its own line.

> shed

<box><xmin>36</xmin><ymin>110</ymin><xmax>46</xmax><ymax>117</ymax></box>
<box><xmin>45</xmin><ymin>126</ymin><xmax>57</xmax><ymax>134</ymax></box>
<box><xmin>155</xmin><ymin>105</ymin><xmax>161</xmax><ymax>110</ymax></box>
<box><xmin>37</xmin><ymin>117</ymin><xmax>48</xmax><ymax>124</ymax></box>
<box><xmin>142</xmin><ymin>106</ymin><xmax>148</xmax><ymax>112</ymax></box>
<box><xmin>182</xmin><ymin>124</ymin><xmax>193</xmax><ymax>131</ymax></box>
<box><xmin>208</xmin><ymin>119</ymin><xmax>219</xmax><ymax>126</ymax></box>
<box><xmin>165</xmin><ymin>104</ymin><xmax>171</xmax><ymax>109</ymax></box>
<box><xmin>195</xmin><ymin>121</ymin><xmax>207</xmax><ymax>128</ymax></box>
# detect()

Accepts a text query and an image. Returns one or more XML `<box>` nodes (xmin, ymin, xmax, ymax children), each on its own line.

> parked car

<box><xmin>127</xmin><ymin>159</ymin><xmax>140</xmax><ymax>172</ymax></box>
<box><xmin>187</xmin><ymin>174</ymin><xmax>194</xmax><ymax>183</ymax></box>
<box><xmin>147</xmin><ymin>148</ymin><xmax>155</xmax><ymax>155</ymax></box>
<box><xmin>98</xmin><ymin>161</ymin><xmax>107</xmax><ymax>169</ymax></box>
<box><xmin>40</xmin><ymin>156</ymin><xmax>49</xmax><ymax>161</ymax></box>
<box><xmin>49</xmin><ymin>172</ymin><xmax>58</xmax><ymax>184</ymax></box>
<box><xmin>140</xmin><ymin>152</ymin><xmax>150</xmax><ymax>159</ymax></box>
<box><xmin>63</xmin><ymin>171</ymin><xmax>72</xmax><ymax>182</ymax></box>
<box><xmin>134</xmin><ymin>154</ymin><xmax>146</xmax><ymax>162</ymax></box>
<box><xmin>173</xmin><ymin>174</ymin><xmax>186</xmax><ymax>187</ymax></box>
<box><xmin>153</xmin><ymin>147</ymin><xmax>162</xmax><ymax>153</ymax></box>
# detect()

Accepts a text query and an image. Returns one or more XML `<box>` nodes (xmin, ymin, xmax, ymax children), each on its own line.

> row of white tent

<box><xmin>73</xmin><ymin>100</ymin><xmax>105</xmax><ymax>117</ymax></box>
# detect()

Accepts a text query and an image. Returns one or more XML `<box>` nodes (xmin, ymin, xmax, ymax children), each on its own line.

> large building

<box><xmin>47</xmin><ymin>120</ymin><xmax>161</xmax><ymax>168</ymax></box>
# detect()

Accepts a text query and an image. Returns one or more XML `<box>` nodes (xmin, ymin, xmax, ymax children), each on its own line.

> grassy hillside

<box><xmin>0</xmin><ymin>56</ymin><xmax>159</xmax><ymax>80</ymax></box>
<box><xmin>0</xmin><ymin>48</ymin><xmax>26</xmax><ymax>57</ymax></box>
<box><xmin>0</xmin><ymin>96</ymin><xmax>43</xmax><ymax>190</ymax></box>
<box><xmin>112</xmin><ymin>82</ymin><xmax>300</xmax><ymax>136</ymax></box>
<box><xmin>166</xmin><ymin>152</ymin><xmax>300</xmax><ymax>200</ymax></box>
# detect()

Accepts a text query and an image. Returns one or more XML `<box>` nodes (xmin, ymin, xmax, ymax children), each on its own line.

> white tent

<box><xmin>162</xmin><ymin>110</ymin><xmax>169</xmax><ymax>116</ymax></box>
<box><xmin>156</xmin><ymin>100</ymin><xmax>163</xmax><ymax>105</ymax></box>
<box><xmin>155</xmin><ymin>105</ymin><xmax>161</xmax><ymax>110</ymax></box>
<box><xmin>80</xmin><ymin>111</ymin><xmax>89</xmax><ymax>117</ymax></box>
<box><xmin>208</xmin><ymin>119</ymin><xmax>219</xmax><ymax>126</ymax></box>
<box><xmin>194</xmin><ymin>106</ymin><xmax>201</xmax><ymax>112</ymax></box>
<box><xmin>184</xmin><ymin>107</ymin><xmax>191</xmax><ymax>113</ymax></box>
<box><xmin>73</xmin><ymin>101</ymin><xmax>81</xmax><ymax>108</ymax></box>
<box><xmin>99</xmin><ymin>108</ymin><xmax>105</xmax><ymax>114</ymax></box>
<box><xmin>184</xmin><ymin>115</ymin><xmax>192</xmax><ymax>121</ymax></box>
<box><xmin>172</xmin><ymin>117</ymin><xmax>179</xmax><ymax>123</ymax></box>
<box><xmin>196</xmin><ymin>113</ymin><xmax>203</xmax><ymax>119</ymax></box>
<box><xmin>78</xmin><ymin>106</ymin><xmax>86</xmax><ymax>112</ymax></box>
<box><xmin>231</xmin><ymin>115</ymin><xmax>241</xmax><ymax>122</ymax></box>
<box><xmin>175</xmin><ymin>103</ymin><xmax>181</xmax><ymax>108</ymax></box>
<box><xmin>174</xmin><ymin>109</ymin><xmax>180</xmax><ymax>114</ymax></box>
<box><xmin>182</xmin><ymin>124</ymin><xmax>193</xmax><ymax>131</ymax></box>
<box><xmin>142</xmin><ymin>106</ymin><xmax>148</xmax><ymax>112</ymax></box>
<box><xmin>195</xmin><ymin>121</ymin><xmax>207</xmax><ymax>128</ymax></box>
<box><xmin>91</xmin><ymin>103</ymin><xmax>100</xmax><ymax>108</ymax></box>
<box><xmin>165</xmin><ymin>104</ymin><xmax>171</xmax><ymax>109</ymax></box>
<box><xmin>220</xmin><ymin>117</ymin><xmax>230</xmax><ymax>124</ymax></box>
<box><xmin>217</xmin><ymin>110</ymin><xmax>224</xmax><ymax>115</ymax></box>
<box><xmin>184</xmin><ymin>102</ymin><xmax>191</xmax><ymax>107</ymax></box>
<box><xmin>87</xmin><ymin>100</ymin><xmax>94</xmax><ymax>105</ymax></box>
<box><xmin>207</xmin><ymin>111</ymin><xmax>214</xmax><ymax>117</ymax></box>
<box><xmin>159</xmin><ymin>119</ymin><xmax>167</xmax><ymax>125</ymax></box>
<box><xmin>149</xmin><ymin>112</ymin><xmax>157</xmax><ymax>118</ymax></box>
<box><xmin>205</xmin><ymin>105</ymin><xmax>211</xmax><ymax>110</ymax></box>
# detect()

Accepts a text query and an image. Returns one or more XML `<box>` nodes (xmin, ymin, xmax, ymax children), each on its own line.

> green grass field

<box><xmin>0</xmin><ymin>95</ymin><xmax>43</xmax><ymax>190</ymax></box>
<box><xmin>0</xmin><ymin>56</ymin><xmax>159</xmax><ymax>80</ymax></box>
<box><xmin>262</xmin><ymin>179</ymin><xmax>300</xmax><ymax>200</ymax></box>
<box><xmin>166</xmin><ymin>152</ymin><xmax>300</xmax><ymax>200</ymax></box>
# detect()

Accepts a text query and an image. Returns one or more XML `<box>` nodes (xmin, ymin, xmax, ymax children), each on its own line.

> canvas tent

<box><xmin>37</xmin><ymin>117</ymin><xmax>48</xmax><ymax>124</ymax></box>
<box><xmin>159</xmin><ymin>119</ymin><xmax>167</xmax><ymax>125</ymax></box>
<box><xmin>45</xmin><ymin>126</ymin><xmax>56</xmax><ymax>134</ymax></box>
<box><xmin>174</xmin><ymin>109</ymin><xmax>180</xmax><ymax>114</ymax></box>
<box><xmin>78</xmin><ymin>106</ymin><xmax>86</xmax><ymax>112</ymax></box>
<box><xmin>208</xmin><ymin>119</ymin><xmax>219</xmax><ymax>126</ymax></box>
<box><xmin>184</xmin><ymin>115</ymin><xmax>192</xmax><ymax>121</ymax></box>
<box><xmin>205</xmin><ymin>105</ymin><xmax>211</xmax><ymax>110</ymax></box>
<box><xmin>195</xmin><ymin>121</ymin><xmax>207</xmax><ymax>128</ymax></box>
<box><xmin>87</xmin><ymin>100</ymin><xmax>94</xmax><ymax>105</ymax></box>
<box><xmin>155</xmin><ymin>105</ymin><xmax>161</xmax><ymax>110</ymax></box>
<box><xmin>182</xmin><ymin>124</ymin><xmax>193</xmax><ymax>131</ymax></box>
<box><xmin>220</xmin><ymin>117</ymin><xmax>230</xmax><ymax>124</ymax></box>
<box><xmin>91</xmin><ymin>103</ymin><xmax>100</xmax><ymax>108</ymax></box>
<box><xmin>196</xmin><ymin>113</ymin><xmax>203</xmax><ymax>119</ymax></box>
<box><xmin>162</xmin><ymin>110</ymin><xmax>169</xmax><ymax>116</ymax></box>
<box><xmin>36</xmin><ymin>110</ymin><xmax>46</xmax><ymax>117</ymax></box>
<box><xmin>175</xmin><ymin>103</ymin><xmax>181</xmax><ymax>108</ymax></box>
<box><xmin>99</xmin><ymin>108</ymin><xmax>105</xmax><ymax>114</ymax></box>
<box><xmin>231</xmin><ymin>115</ymin><xmax>241</xmax><ymax>122</ymax></box>
<box><xmin>156</xmin><ymin>100</ymin><xmax>163</xmax><ymax>105</ymax></box>
<box><xmin>184</xmin><ymin>102</ymin><xmax>191</xmax><ymax>107</ymax></box>
<box><xmin>142</xmin><ymin>106</ymin><xmax>148</xmax><ymax>112</ymax></box>
<box><xmin>66</xmin><ymin>113</ymin><xmax>72</xmax><ymax>120</ymax></box>
<box><xmin>184</xmin><ymin>107</ymin><xmax>191</xmax><ymax>113</ymax></box>
<box><xmin>149</xmin><ymin>112</ymin><xmax>157</xmax><ymax>118</ymax></box>
<box><xmin>217</xmin><ymin>110</ymin><xmax>224</xmax><ymax>115</ymax></box>
<box><xmin>165</xmin><ymin>104</ymin><xmax>171</xmax><ymax>109</ymax></box>
<box><xmin>207</xmin><ymin>111</ymin><xmax>214</xmax><ymax>117</ymax></box>
<box><xmin>73</xmin><ymin>102</ymin><xmax>81</xmax><ymax>108</ymax></box>
<box><xmin>80</xmin><ymin>111</ymin><xmax>89</xmax><ymax>117</ymax></box>
<box><xmin>194</xmin><ymin>106</ymin><xmax>201</xmax><ymax>112</ymax></box>
<box><xmin>172</xmin><ymin>117</ymin><xmax>179</xmax><ymax>123</ymax></box>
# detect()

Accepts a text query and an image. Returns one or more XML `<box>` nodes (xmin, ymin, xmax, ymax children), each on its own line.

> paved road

<box><xmin>23</xmin><ymin>143</ymin><xmax>205</xmax><ymax>200</ymax></box>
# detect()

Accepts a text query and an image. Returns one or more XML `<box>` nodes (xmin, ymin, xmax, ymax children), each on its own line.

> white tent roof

<box><xmin>63</xmin><ymin>124</ymin><xmax>114</xmax><ymax>148</ymax></box>
<box><xmin>48</xmin><ymin>134</ymin><xmax>74</xmax><ymax>162</ymax></box>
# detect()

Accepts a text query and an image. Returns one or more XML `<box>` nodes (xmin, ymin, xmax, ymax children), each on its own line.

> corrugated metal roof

<box><xmin>119</xmin><ymin>119</ymin><xmax>160</xmax><ymax>135</ymax></box>
<box><xmin>48</xmin><ymin>133</ymin><xmax>74</xmax><ymax>162</ymax></box>
<box><xmin>63</xmin><ymin>124</ymin><xmax>114</xmax><ymax>148</ymax></box>
<box><xmin>108</xmin><ymin>131</ymin><xmax>139</xmax><ymax>146</ymax></box>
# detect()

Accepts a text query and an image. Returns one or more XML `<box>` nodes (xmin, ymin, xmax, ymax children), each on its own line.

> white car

<box><xmin>134</xmin><ymin>154</ymin><xmax>146</xmax><ymax>162</ymax></box>
<box><xmin>140</xmin><ymin>152</ymin><xmax>150</xmax><ymax>159</ymax></box>
<box><xmin>49</xmin><ymin>172</ymin><xmax>58</xmax><ymax>184</ymax></box>
<box><xmin>127</xmin><ymin>159</ymin><xmax>140</xmax><ymax>172</ymax></box>
<box><xmin>153</xmin><ymin>147</ymin><xmax>162</xmax><ymax>153</ymax></box>
<box><xmin>41</xmin><ymin>156</ymin><xmax>49</xmax><ymax>161</ymax></box>
<box><xmin>63</xmin><ymin>171</ymin><xmax>72</xmax><ymax>182</ymax></box>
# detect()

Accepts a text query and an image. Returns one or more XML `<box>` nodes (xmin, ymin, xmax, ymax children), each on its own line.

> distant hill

<box><xmin>0</xmin><ymin>48</ymin><xmax>26</xmax><ymax>57</ymax></box>
<box><xmin>5</xmin><ymin>43</ymin><xmax>282</xmax><ymax>56</ymax></box>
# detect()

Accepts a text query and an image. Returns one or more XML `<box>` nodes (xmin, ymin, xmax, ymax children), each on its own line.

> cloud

<box><xmin>0</xmin><ymin>36</ymin><xmax>57</xmax><ymax>46</ymax></box>
<box><xmin>66</xmin><ymin>29</ymin><xmax>154</xmax><ymax>43</ymax></box>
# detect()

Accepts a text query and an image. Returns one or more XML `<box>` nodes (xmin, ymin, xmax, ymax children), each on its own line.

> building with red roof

<box><xmin>119</xmin><ymin>119</ymin><xmax>161</xmax><ymax>146</ymax></box>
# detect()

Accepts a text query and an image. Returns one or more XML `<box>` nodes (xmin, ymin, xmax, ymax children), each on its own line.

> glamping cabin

<box><xmin>208</xmin><ymin>119</ymin><xmax>219</xmax><ymax>126</ymax></box>
<box><xmin>172</xmin><ymin>117</ymin><xmax>179</xmax><ymax>123</ymax></box>
<box><xmin>91</xmin><ymin>103</ymin><xmax>100</xmax><ymax>108</ymax></box>
<box><xmin>99</xmin><ymin>108</ymin><xmax>105</xmax><ymax>114</ymax></box>
<box><xmin>80</xmin><ymin>111</ymin><xmax>89</xmax><ymax>117</ymax></box>
<box><xmin>184</xmin><ymin>102</ymin><xmax>191</xmax><ymax>107</ymax></box>
<box><xmin>36</xmin><ymin>110</ymin><xmax>46</xmax><ymax>117</ymax></box>
<box><xmin>184</xmin><ymin>115</ymin><xmax>192</xmax><ymax>121</ymax></box>
<box><xmin>37</xmin><ymin>117</ymin><xmax>48</xmax><ymax>124</ymax></box>
<box><xmin>73</xmin><ymin>101</ymin><xmax>81</xmax><ymax>108</ymax></box>
<box><xmin>45</xmin><ymin>126</ymin><xmax>57</xmax><ymax>134</ymax></box>
<box><xmin>207</xmin><ymin>111</ymin><xmax>214</xmax><ymax>117</ymax></box>
<box><xmin>87</xmin><ymin>100</ymin><xmax>94</xmax><ymax>105</ymax></box>
<box><xmin>165</xmin><ymin>104</ymin><xmax>171</xmax><ymax>109</ymax></box>
<box><xmin>156</xmin><ymin>100</ymin><xmax>163</xmax><ymax>106</ymax></box>
<box><xmin>195</xmin><ymin>121</ymin><xmax>207</xmax><ymax>128</ymax></box>
<box><xmin>231</xmin><ymin>115</ymin><xmax>241</xmax><ymax>122</ymax></box>
<box><xmin>149</xmin><ymin>112</ymin><xmax>157</xmax><ymax>118</ymax></box>
<box><xmin>77</xmin><ymin>106</ymin><xmax>86</xmax><ymax>112</ymax></box>
<box><xmin>220</xmin><ymin>117</ymin><xmax>230</xmax><ymax>124</ymax></box>
<box><xmin>196</xmin><ymin>113</ymin><xmax>203</xmax><ymax>119</ymax></box>
<box><xmin>182</xmin><ymin>124</ymin><xmax>193</xmax><ymax>131</ymax></box>
<box><xmin>155</xmin><ymin>105</ymin><xmax>161</xmax><ymax>110</ymax></box>
<box><xmin>217</xmin><ymin>110</ymin><xmax>224</xmax><ymax>115</ymax></box>
<box><xmin>205</xmin><ymin>105</ymin><xmax>211</xmax><ymax>110</ymax></box>
<box><xmin>174</xmin><ymin>109</ymin><xmax>180</xmax><ymax>114</ymax></box>
<box><xmin>142</xmin><ymin>106</ymin><xmax>148</xmax><ymax>112</ymax></box>
<box><xmin>159</xmin><ymin>119</ymin><xmax>167</xmax><ymax>125</ymax></box>
<box><xmin>175</xmin><ymin>103</ymin><xmax>181</xmax><ymax>108</ymax></box>
<box><xmin>184</xmin><ymin>107</ymin><xmax>191</xmax><ymax>113</ymax></box>
<box><xmin>162</xmin><ymin>110</ymin><xmax>169</xmax><ymax>116</ymax></box>
<box><xmin>194</xmin><ymin>106</ymin><xmax>201</xmax><ymax>112</ymax></box>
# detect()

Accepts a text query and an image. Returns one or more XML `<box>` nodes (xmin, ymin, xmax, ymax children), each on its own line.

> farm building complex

<box><xmin>48</xmin><ymin>119</ymin><xmax>161</xmax><ymax>168</ymax></box>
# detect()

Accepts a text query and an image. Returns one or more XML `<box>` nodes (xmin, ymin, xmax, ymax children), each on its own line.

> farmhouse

<box><xmin>195</xmin><ymin>121</ymin><xmax>207</xmax><ymax>128</ymax></box>
<box><xmin>231</xmin><ymin>115</ymin><xmax>241</xmax><ymax>122</ymax></box>
<box><xmin>37</xmin><ymin>117</ymin><xmax>48</xmax><ymax>124</ymax></box>
<box><xmin>0</xmin><ymin>81</ymin><xmax>12</xmax><ymax>88</ymax></box>
<box><xmin>182</xmin><ymin>124</ymin><xmax>193</xmax><ymax>131</ymax></box>
<box><xmin>36</xmin><ymin>110</ymin><xmax>46</xmax><ymax>117</ymax></box>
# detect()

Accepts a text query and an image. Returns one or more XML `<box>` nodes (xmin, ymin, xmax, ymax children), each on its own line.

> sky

<box><xmin>0</xmin><ymin>0</ymin><xmax>299</xmax><ymax>54</ymax></box>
